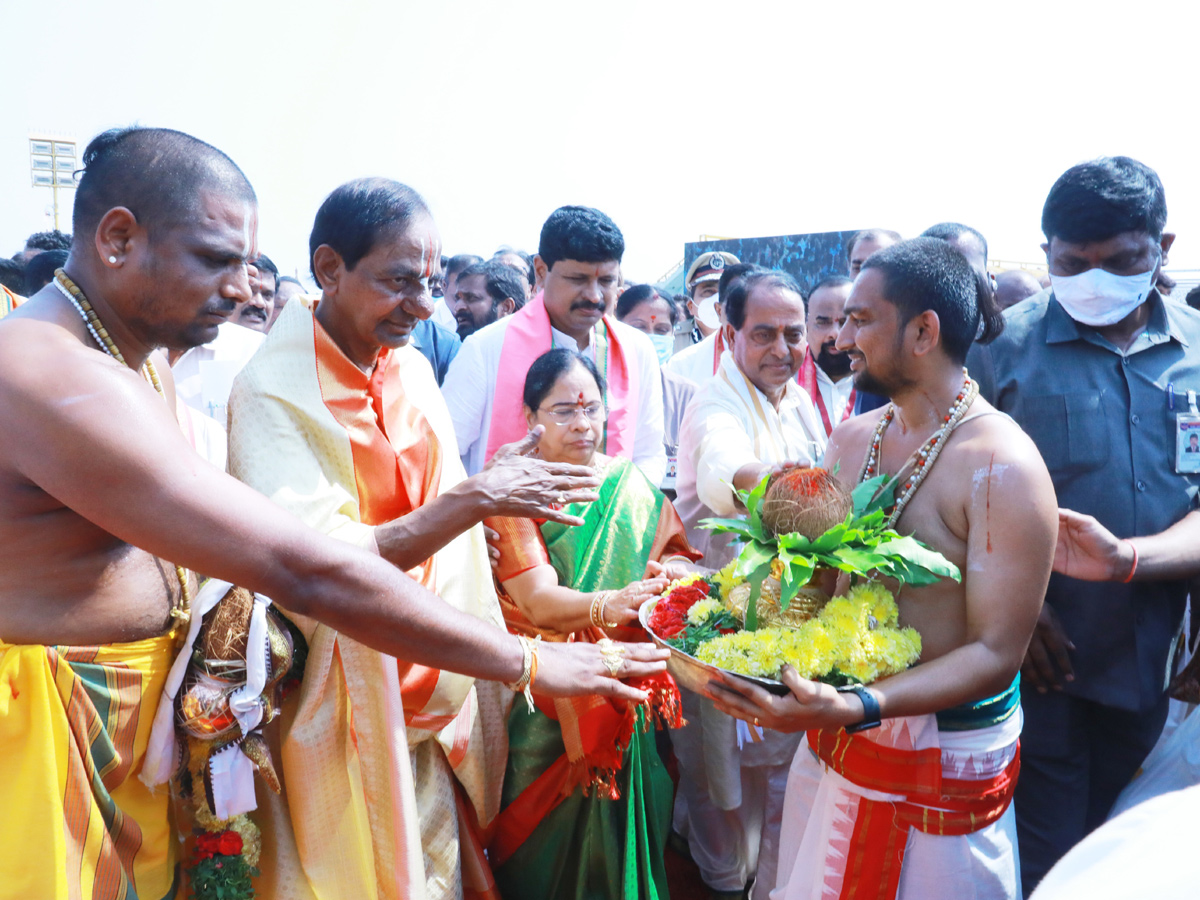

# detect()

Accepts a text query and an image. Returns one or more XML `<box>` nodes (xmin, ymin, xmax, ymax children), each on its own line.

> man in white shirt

<box><xmin>666</xmin><ymin>253</ymin><xmax>746</xmax><ymax>386</ymax></box>
<box><xmin>169</xmin><ymin>319</ymin><xmax>265</xmax><ymax>468</ymax></box>
<box><xmin>443</xmin><ymin>206</ymin><xmax>666</xmax><ymax>484</ymax></box>
<box><xmin>673</xmin><ymin>269</ymin><xmax>825</xmax><ymax>899</ymax></box>
<box><xmin>170</xmin><ymin>319</ymin><xmax>265</xmax><ymax>423</ymax></box>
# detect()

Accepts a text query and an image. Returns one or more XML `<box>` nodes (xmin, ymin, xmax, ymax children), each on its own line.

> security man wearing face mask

<box><xmin>666</xmin><ymin>251</ymin><xmax>741</xmax><ymax>386</ymax></box>
<box><xmin>967</xmin><ymin>156</ymin><xmax>1200</xmax><ymax>897</ymax></box>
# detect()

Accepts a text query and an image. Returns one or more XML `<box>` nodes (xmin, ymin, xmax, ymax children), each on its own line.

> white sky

<box><xmin>5</xmin><ymin>0</ymin><xmax>1200</xmax><ymax>284</ymax></box>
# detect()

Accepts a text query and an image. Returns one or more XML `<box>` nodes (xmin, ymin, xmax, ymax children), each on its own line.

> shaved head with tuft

<box><xmin>72</xmin><ymin>127</ymin><xmax>256</xmax><ymax>242</ymax></box>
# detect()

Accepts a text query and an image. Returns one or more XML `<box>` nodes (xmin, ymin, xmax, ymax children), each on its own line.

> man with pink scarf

<box><xmin>443</xmin><ymin>206</ymin><xmax>666</xmax><ymax>485</ymax></box>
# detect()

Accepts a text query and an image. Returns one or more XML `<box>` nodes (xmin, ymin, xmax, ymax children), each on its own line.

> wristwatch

<box><xmin>836</xmin><ymin>683</ymin><xmax>882</xmax><ymax>734</ymax></box>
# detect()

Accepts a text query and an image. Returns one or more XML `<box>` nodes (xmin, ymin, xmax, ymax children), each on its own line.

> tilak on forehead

<box><xmin>241</xmin><ymin>202</ymin><xmax>255</xmax><ymax>258</ymax></box>
<box><xmin>419</xmin><ymin>232</ymin><xmax>440</xmax><ymax>280</ymax></box>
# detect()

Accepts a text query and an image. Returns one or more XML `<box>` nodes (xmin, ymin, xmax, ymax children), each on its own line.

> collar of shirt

<box><xmin>1045</xmin><ymin>289</ymin><xmax>1188</xmax><ymax>354</ymax></box>
<box><xmin>550</xmin><ymin>322</ymin><xmax>594</xmax><ymax>357</ymax></box>
<box><xmin>719</xmin><ymin>350</ymin><xmax>808</xmax><ymax>414</ymax></box>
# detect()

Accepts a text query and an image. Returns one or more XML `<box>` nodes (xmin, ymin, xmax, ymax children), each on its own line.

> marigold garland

<box><xmin>650</xmin><ymin>571</ymin><xmax>921</xmax><ymax>686</ymax></box>
<box><xmin>694</xmin><ymin>583</ymin><xmax>921</xmax><ymax>683</ymax></box>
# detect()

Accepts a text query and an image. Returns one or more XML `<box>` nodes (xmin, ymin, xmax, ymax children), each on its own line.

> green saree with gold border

<box><xmin>487</xmin><ymin>457</ymin><xmax>697</xmax><ymax>900</ymax></box>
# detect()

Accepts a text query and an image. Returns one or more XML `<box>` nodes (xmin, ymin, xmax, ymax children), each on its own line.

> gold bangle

<box><xmin>663</xmin><ymin>554</ymin><xmax>692</xmax><ymax>567</ymax></box>
<box><xmin>591</xmin><ymin>591</ymin><xmax>619</xmax><ymax>629</ymax></box>
<box><xmin>595</xmin><ymin>592</ymin><xmax>614</xmax><ymax>628</ymax></box>
<box><xmin>599</xmin><ymin>592</ymin><xmax>619</xmax><ymax>629</ymax></box>
<box><xmin>507</xmin><ymin>635</ymin><xmax>533</xmax><ymax>692</ymax></box>
<box><xmin>505</xmin><ymin>635</ymin><xmax>540</xmax><ymax>713</ymax></box>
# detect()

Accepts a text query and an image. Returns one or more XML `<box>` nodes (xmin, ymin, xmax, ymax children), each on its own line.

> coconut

<box><xmin>759</xmin><ymin>467</ymin><xmax>853</xmax><ymax>539</ymax></box>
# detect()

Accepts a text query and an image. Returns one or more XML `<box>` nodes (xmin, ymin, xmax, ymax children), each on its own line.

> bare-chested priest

<box><xmin>0</xmin><ymin>126</ymin><xmax>667</xmax><ymax>900</ymax></box>
<box><xmin>708</xmin><ymin>237</ymin><xmax>1058</xmax><ymax>900</ymax></box>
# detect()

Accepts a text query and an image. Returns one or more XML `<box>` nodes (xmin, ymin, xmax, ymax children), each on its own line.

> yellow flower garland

<box><xmin>694</xmin><ymin>582</ymin><xmax>921</xmax><ymax>683</ymax></box>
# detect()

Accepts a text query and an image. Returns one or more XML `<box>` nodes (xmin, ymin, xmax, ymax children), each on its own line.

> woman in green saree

<box><xmin>486</xmin><ymin>348</ymin><xmax>703</xmax><ymax>900</ymax></box>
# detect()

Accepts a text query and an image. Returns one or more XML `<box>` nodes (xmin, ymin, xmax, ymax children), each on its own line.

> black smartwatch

<box><xmin>837</xmin><ymin>683</ymin><xmax>882</xmax><ymax>734</ymax></box>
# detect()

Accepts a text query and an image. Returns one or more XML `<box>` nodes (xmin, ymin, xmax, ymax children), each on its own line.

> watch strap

<box><xmin>837</xmin><ymin>683</ymin><xmax>881</xmax><ymax>733</ymax></box>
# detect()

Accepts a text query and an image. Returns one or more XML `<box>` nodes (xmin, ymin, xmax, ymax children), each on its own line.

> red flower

<box><xmin>648</xmin><ymin>580</ymin><xmax>713</xmax><ymax>639</ymax></box>
<box><xmin>649</xmin><ymin>604</ymin><xmax>687</xmax><ymax>637</ymax></box>
<box><xmin>217</xmin><ymin>830</ymin><xmax>243</xmax><ymax>856</ymax></box>
<box><xmin>193</xmin><ymin>829</ymin><xmax>242</xmax><ymax>862</ymax></box>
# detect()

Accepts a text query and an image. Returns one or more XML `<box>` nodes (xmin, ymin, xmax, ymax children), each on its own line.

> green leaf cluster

<box><xmin>666</xmin><ymin>607</ymin><xmax>741</xmax><ymax>656</ymax></box>
<box><xmin>700</xmin><ymin>474</ymin><xmax>960</xmax><ymax>630</ymax></box>
<box><xmin>187</xmin><ymin>855</ymin><xmax>260</xmax><ymax>900</ymax></box>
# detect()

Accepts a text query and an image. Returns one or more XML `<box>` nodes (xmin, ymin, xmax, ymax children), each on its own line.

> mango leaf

<box><xmin>829</xmin><ymin>546</ymin><xmax>891</xmax><ymax>571</ymax></box>
<box><xmin>700</xmin><ymin>516</ymin><xmax>764</xmax><ymax>542</ymax></box>
<box><xmin>744</xmin><ymin>474</ymin><xmax>772</xmax><ymax>532</ymax></box>
<box><xmin>778</xmin><ymin>556</ymin><xmax>815</xmax><ymax>610</ymax></box>
<box><xmin>805</xmin><ymin>522</ymin><xmax>851</xmax><ymax>554</ymax></box>
<box><xmin>743</xmin><ymin>561</ymin><xmax>772</xmax><ymax>631</ymax></box>
<box><xmin>776</xmin><ymin>532</ymin><xmax>815</xmax><ymax>554</ymax></box>
<box><xmin>734</xmin><ymin>540</ymin><xmax>776</xmax><ymax>580</ymax></box>
<box><xmin>874</xmin><ymin>536</ymin><xmax>962</xmax><ymax>582</ymax></box>
<box><xmin>852</xmin><ymin>474</ymin><xmax>897</xmax><ymax>517</ymax></box>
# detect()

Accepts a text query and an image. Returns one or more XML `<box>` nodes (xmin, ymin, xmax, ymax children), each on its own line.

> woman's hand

<box><xmin>534</xmin><ymin>640</ymin><xmax>670</xmax><ymax>702</ymax></box>
<box><xmin>602</xmin><ymin>577</ymin><xmax>669</xmax><ymax>626</ymax></box>
<box><xmin>644</xmin><ymin>558</ymin><xmax>707</xmax><ymax>583</ymax></box>
<box><xmin>704</xmin><ymin>665</ymin><xmax>862</xmax><ymax>733</ymax></box>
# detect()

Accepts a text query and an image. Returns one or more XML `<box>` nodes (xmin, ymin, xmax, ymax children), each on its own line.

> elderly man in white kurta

<box><xmin>442</xmin><ymin>205</ymin><xmax>666</xmax><ymax>485</ymax></box>
<box><xmin>673</xmin><ymin>270</ymin><xmax>825</xmax><ymax>900</ymax></box>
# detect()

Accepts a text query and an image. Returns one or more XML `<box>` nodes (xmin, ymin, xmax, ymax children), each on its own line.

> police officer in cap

<box><xmin>667</xmin><ymin>251</ymin><xmax>741</xmax><ymax>385</ymax></box>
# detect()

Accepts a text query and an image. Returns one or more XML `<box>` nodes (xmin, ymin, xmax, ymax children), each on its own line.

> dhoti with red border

<box><xmin>770</xmin><ymin>694</ymin><xmax>1022</xmax><ymax>900</ymax></box>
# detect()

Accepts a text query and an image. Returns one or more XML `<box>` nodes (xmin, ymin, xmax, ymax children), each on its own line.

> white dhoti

<box><xmin>771</xmin><ymin>710</ymin><xmax>1022</xmax><ymax>900</ymax></box>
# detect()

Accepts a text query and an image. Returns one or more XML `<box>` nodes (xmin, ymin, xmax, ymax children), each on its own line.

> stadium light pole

<box><xmin>29</xmin><ymin>138</ymin><xmax>77</xmax><ymax>232</ymax></box>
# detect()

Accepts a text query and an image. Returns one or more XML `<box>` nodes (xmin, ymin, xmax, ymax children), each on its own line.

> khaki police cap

<box><xmin>686</xmin><ymin>251</ymin><xmax>741</xmax><ymax>290</ymax></box>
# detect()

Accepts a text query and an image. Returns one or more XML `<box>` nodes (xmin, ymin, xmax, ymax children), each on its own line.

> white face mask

<box><xmin>648</xmin><ymin>331</ymin><xmax>674</xmax><ymax>365</ymax></box>
<box><xmin>1050</xmin><ymin>254</ymin><xmax>1159</xmax><ymax>327</ymax></box>
<box><xmin>695</xmin><ymin>293</ymin><xmax>720</xmax><ymax>330</ymax></box>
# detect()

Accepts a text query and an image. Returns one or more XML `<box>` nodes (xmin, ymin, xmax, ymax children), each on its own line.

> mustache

<box><xmin>571</xmin><ymin>301</ymin><xmax>606</xmax><ymax>313</ymax></box>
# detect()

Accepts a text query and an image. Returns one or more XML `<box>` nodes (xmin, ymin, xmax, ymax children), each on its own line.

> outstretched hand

<box><xmin>705</xmin><ymin>665</ymin><xmax>852</xmax><ymax>733</ymax></box>
<box><xmin>535</xmin><ymin>640</ymin><xmax>670</xmax><ymax>703</ymax></box>
<box><xmin>1054</xmin><ymin>508</ymin><xmax>1133</xmax><ymax>582</ymax></box>
<box><xmin>476</xmin><ymin>426</ymin><xmax>601</xmax><ymax>526</ymax></box>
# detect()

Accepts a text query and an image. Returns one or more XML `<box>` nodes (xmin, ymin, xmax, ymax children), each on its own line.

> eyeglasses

<box><xmin>539</xmin><ymin>402</ymin><xmax>607</xmax><ymax>426</ymax></box>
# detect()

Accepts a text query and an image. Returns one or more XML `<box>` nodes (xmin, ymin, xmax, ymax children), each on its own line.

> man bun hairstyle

<box><xmin>862</xmin><ymin>237</ymin><xmax>1004</xmax><ymax>365</ymax></box>
<box><xmin>309</xmin><ymin>178</ymin><xmax>431</xmax><ymax>285</ymax></box>
<box><xmin>1042</xmin><ymin>156</ymin><xmax>1167</xmax><ymax>245</ymax></box>
<box><xmin>723</xmin><ymin>269</ymin><xmax>804</xmax><ymax>331</ymax></box>
<box><xmin>537</xmin><ymin>206</ymin><xmax>624</xmax><ymax>270</ymax></box>
<box><xmin>73</xmin><ymin>127</ymin><xmax>256</xmax><ymax>241</ymax></box>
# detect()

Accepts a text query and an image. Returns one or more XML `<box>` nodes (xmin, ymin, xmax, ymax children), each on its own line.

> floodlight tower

<box><xmin>29</xmin><ymin>137</ymin><xmax>77</xmax><ymax>232</ymax></box>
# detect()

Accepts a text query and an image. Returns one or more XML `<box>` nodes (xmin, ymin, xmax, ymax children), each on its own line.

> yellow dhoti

<box><xmin>0</xmin><ymin>635</ymin><xmax>177</xmax><ymax>900</ymax></box>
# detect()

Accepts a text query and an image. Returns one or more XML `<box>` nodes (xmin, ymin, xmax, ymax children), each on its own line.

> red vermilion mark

<box><xmin>986</xmin><ymin>451</ymin><xmax>995</xmax><ymax>553</ymax></box>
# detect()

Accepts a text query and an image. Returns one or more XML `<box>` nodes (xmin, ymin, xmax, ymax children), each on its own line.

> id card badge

<box><xmin>662</xmin><ymin>455</ymin><xmax>678</xmax><ymax>491</ymax></box>
<box><xmin>1176</xmin><ymin>390</ymin><xmax>1200</xmax><ymax>474</ymax></box>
